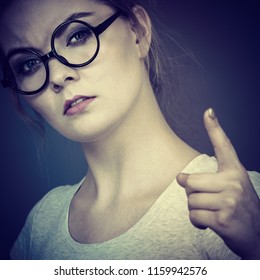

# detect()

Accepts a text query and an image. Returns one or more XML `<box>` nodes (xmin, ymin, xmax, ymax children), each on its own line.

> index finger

<box><xmin>204</xmin><ymin>108</ymin><xmax>241</xmax><ymax>171</ymax></box>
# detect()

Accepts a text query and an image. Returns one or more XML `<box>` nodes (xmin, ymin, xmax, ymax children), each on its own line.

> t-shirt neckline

<box><xmin>63</xmin><ymin>154</ymin><xmax>209</xmax><ymax>248</ymax></box>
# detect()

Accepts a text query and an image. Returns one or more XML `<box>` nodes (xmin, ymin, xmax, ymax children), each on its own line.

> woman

<box><xmin>0</xmin><ymin>0</ymin><xmax>259</xmax><ymax>259</ymax></box>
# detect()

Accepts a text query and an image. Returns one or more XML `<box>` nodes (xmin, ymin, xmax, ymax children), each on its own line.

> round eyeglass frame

<box><xmin>1</xmin><ymin>11</ymin><xmax>122</xmax><ymax>95</ymax></box>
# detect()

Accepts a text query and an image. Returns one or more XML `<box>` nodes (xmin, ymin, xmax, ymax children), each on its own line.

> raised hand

<box><xmin>177</xmin><ymin>108</ymin><xmax>260</xmax><ymax>259</ymax></box>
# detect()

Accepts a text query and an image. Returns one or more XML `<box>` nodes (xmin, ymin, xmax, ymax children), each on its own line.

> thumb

<box><xmin>176</xmin><ymin>173</ymin><xmax>189</xmax><ymax>188</ymax></box>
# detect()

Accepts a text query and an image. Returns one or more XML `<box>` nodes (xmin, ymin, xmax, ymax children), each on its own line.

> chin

<box><xmin>58</xmin><ymin>121</ymin><xmax>119</xmax><ymax>144</ymax></box>
<box><xmin>50</xmin><ymin>106</ymin><xmax>128</xmax><ymax>143</ymax></box>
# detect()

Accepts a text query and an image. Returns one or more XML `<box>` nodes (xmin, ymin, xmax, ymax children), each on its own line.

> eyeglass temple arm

<box><xmin>94</xmin><ymin>11</ymin><xmax>122</xmax><ymax>36</ymax></box>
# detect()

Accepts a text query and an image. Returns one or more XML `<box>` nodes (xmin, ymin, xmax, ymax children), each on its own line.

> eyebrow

<box><xmin>6</xmin><ymin>12</ymin><xmax>96</xmax><ymax>57</ymax></box>
<box><xmin>64</xmin><ymin>12</ymin><xmax>95</xmax><ymax>22</ymax></box>
<box><xmin>54</xmin><ymin>12</ymin><xmax>96</xmax><ymax>40</ymax></box>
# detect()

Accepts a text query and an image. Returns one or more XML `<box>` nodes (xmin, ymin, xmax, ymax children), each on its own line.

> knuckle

<box><xmin>230</xmin><ymin>179</ymin><xmax>244</xmax><ymax>196</ymax></box>
<box><xmin>188</xmin><ymin>194</ymin><xmax>195</xmax><ymax>206</ymax></box>
<box><xmin>189</xmin><ymin>210</ymin><xmax>197</xmax><ymax>222</ymax></box>
<box><xmin>214</xmin><ymin>136</ymin><xmax>232</xmax><ymax>154</ymax></box>
<box><xmin>225</xmin><ymin>172</ymin><xmax>245</xmax><ymax>195</ymax></box>
<box><xmin>223</xmin><ymin>197</ymin><xmax>237</xmax><ymax>209</ymax></box>
<box><xmin>189</xmin><ymin>210</ymin><xmax>207</xmax><ymax>229</ymax></box>
<box><xmin>185</xmin><ymin>175</ymin><xmax>193</xmax><ymax>188</ymax></box>
<box><xmin>223</xmin><ymin>137</ymin><xmax>232</xmax><ymax>150</ymax></box>
<box><xmin>215</xmin><ymin>211</ymin><xmax>230</xmax><ymax>228</ymax></box>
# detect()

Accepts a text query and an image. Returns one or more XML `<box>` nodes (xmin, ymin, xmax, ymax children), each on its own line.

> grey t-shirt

<box><xmin>10</xmin><ymin>154</ymin><xmax>260</xmax><ymax>259</ymax></box>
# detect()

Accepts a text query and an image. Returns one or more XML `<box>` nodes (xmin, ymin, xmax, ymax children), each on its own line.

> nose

<box><xmin>48</xmin><ymin>59</ymin><xmax>80</xmax><ymax>93</ymax></box>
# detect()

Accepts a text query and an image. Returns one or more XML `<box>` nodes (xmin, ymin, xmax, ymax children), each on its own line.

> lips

<box><xmin>63</xmin><ymin>95</ymin><xmax>96</xmax><ymax>115</ymax></box>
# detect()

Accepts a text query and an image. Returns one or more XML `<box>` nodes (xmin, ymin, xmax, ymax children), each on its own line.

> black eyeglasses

<box><xmin>1</xmin><ymin>11</ymin><xmax>122</xmax><ymax>95</ymax></box>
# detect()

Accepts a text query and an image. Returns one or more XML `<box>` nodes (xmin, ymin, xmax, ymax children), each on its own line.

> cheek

<box><xmin>28</xmin><ymin>96</ymin><xmax>68</xmax><ymax>136</ymax></box>
<box><xmin>24</xmin><ymin>94</ymin><xmax>59</xmax><ymax>124</ymax></box>
<box><xmin>91</xmin><ymin>23</ymin><xmax>144</xmax><ymax>98</ymax></box>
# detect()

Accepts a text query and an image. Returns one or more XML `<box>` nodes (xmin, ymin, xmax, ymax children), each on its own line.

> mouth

<box><xmin>63</xmin><ymin>95</ymin><xmax>96</xmax><ymax>116</ymax></box>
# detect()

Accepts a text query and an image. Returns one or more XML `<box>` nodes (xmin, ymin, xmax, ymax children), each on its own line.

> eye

<box><xmin>66</xmin><ymin>28</ymin><xmax>93</xmax><ymax>46</ymax></box>
<box><xmin>15</xmin><ymin>58</ymin><xmax>42</xmax><ymax>76</ymax></box>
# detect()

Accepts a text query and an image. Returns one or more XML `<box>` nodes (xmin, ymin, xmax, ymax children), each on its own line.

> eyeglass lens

<box><xmin>8</xmin><ymin>50</ymin><xmax>47</xmax><ymax>93</ymax></box>
<box><xmin>7</xmin><ymin>21</ymin><xmax>98</xmax><ymax>93</ymax></box>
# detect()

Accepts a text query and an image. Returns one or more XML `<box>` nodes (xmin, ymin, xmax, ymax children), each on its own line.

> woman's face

<box><xmin>0</xmin><ymin>0</ymin><xmax>149</xmax><ymax>142</ymax></box>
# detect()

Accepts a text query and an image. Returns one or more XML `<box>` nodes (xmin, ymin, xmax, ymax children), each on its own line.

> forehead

<box><xmin>0</xmin><ymin>0</ymin><xmax>111</xmax><ymax>55</ymax></box>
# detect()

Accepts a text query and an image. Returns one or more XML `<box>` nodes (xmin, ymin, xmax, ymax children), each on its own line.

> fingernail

<box><xmin>208</xmin><ymin>108</ymin><xmax>216</xmax><ymax>120</ymax></box>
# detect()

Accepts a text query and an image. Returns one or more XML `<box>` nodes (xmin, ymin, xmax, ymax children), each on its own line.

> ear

<box><xmin>130</xmin><ymin>5</ymin><xmax>152</xmax><ymax>58</ymax></box>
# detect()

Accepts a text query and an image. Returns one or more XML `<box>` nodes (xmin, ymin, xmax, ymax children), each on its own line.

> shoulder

<box><xmin>28</xmin><ymin>179</ymin><xmax>83</xmax><ymax>226</ymax></box>
<box><xmin>35</xmin><ymin>183</ymin><xmax>80</xmax><ymax>212</ymax></box>
<box><xmin>10</xmin><ymin>179</ymin><xmax>82</xmax><ymax>259</ymax></box>
<box><xmin>26</xmin><ymin>183</ymin><xmax>79</xmax><ymax>223</ymax></box>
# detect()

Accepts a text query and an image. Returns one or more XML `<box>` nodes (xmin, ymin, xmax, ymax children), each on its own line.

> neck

<box><xmin>80</xmin><ymin>85</ymin><xmax>198</xmax><ymax>204</ymax></box>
